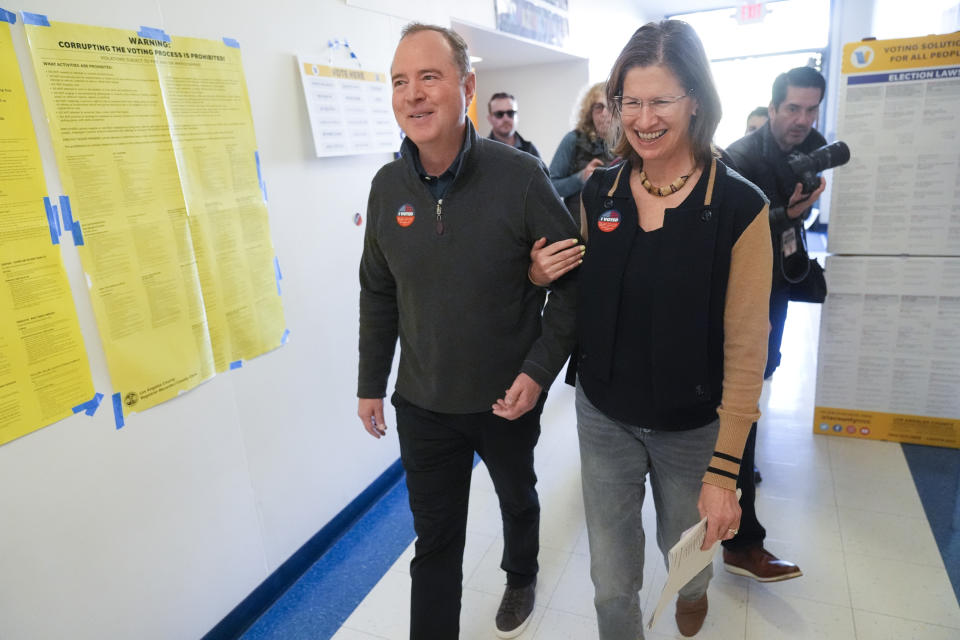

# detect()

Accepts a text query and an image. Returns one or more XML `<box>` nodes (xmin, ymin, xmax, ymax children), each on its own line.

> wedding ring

<box><xmin>727</xmin><ymin>528</ymin><xmax>738</xmax><ymax>535</ymax></box>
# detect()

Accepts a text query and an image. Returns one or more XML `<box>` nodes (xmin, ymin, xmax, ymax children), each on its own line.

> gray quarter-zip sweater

<box><xmin>358</xmin><ymin>120</ymin><xmax>578</xmax><ymax>413</ymax></box>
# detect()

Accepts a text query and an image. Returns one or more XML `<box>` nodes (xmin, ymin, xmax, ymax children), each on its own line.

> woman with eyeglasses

<box><xmin>548</xmin><ymin>82</ymin><xmax>615</xmax><ymax>217</ymax></box>
<box><xmin>531</xmin><ymin>21</ymin><xmax>772</xmax><ymax>639</ymax></box>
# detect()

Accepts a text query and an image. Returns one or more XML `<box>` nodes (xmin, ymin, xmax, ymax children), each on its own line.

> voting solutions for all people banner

<box><xmin>828</xmin><ymin>32</ymin><xmax>960</xmax><ymax>256</ymax></box>
<box><xmin>0</xmin><ymin>16</ymin><xmax>96</xmax><ymax>445</ymax></box>
<box><xmin>816</xmin><ymin>33</ymin><xmax>960</xmax><ymax>448</ymax></box>
<box><xmin>814</xmin><ymin>256</ymin><xmax>960</xmax><ymax>448</ymax></box>
<box><xmin>22</xmin><ymin>16</ymin><xmax>285</xmax><ymax>419</ymax></box>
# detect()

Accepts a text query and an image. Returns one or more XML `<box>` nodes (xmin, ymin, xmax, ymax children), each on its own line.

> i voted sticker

<box><xmin>396</xmin><ymin>204</ymin><xmax>415</xmax><ymax>227</ymax></box>
<box><xmin>597</xmin><ymin>210</ymin><xmax>621</xmax><ymax>233</ymax></box>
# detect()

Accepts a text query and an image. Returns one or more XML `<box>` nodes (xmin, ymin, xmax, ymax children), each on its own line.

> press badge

<box><xmin>781</xmin><ymin>227</ymin><xmax>797</xmax><ymax>257</ymax></box>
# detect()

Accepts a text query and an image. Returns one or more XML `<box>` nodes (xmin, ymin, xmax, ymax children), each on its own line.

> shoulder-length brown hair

<box><xmin>574</xmin><ymin>82</ymin><xmax>607</xmax><ymax>142</ymax></box>
<box><xmin>606</xmin><ymin>20</ymin><xmax>721</xmax><ymax>168</ymax></box>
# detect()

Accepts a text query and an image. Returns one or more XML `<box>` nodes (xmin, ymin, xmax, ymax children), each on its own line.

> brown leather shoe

<box><xmin>675</xmin><ymin>593</ymin><xmax>708</xmax><ymax>637</ymax></box>
<box><xmin>723</xmin><ymin>546</ymin><xmax>803</xmax><ymax>582</ymax></box>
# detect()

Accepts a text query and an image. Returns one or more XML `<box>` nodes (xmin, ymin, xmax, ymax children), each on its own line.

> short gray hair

<box><xmin>400</xmin><ymin>23</ymin><xmax>471</xmax><ymax>80</ymax></box>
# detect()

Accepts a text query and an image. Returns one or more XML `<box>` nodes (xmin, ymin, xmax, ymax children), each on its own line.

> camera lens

<box><xmin>807</xmin><ymin>141</ymin><xmax>850</xmax><ymax>172</ymax></box>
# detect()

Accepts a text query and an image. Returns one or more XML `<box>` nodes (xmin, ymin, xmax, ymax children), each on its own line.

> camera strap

<box><xmin>780</xmin><ymin>222</ymin><xmax>811</xmax><ymax>284</ymax></box>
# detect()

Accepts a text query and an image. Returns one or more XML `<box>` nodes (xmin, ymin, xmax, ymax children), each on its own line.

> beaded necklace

<box><xmin>637</xmin><ymin>169</ymin><xmax>691</xmax><ymax>197</ymax></box>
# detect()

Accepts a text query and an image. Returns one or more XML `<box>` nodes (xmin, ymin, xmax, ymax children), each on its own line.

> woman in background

<box><xmin>549</xmin><ymin>82</ymin><xmax>615</xmax><ymax>216</ymax></box>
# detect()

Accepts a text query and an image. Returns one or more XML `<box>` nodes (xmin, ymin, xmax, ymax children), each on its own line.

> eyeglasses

<box><xmin>590</xmin><ymin>103</ymin><xmax>608</xmax><ymax>114</ymax></box>
<box><xmin>613</xmin><ymin>94</ymin><xmax>689</xmax><ymax>115</ymax></box>
<box><xmin>491</xmin><ymin>110</ymin><xmax>517</xmax><ymax>119</ymax></box>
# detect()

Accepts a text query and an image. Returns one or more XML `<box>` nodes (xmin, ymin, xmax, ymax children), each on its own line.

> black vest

<box><xmin>576</xmin><ymin>158</ymin><xmax>763</xmax><ymax>428</ymax></box>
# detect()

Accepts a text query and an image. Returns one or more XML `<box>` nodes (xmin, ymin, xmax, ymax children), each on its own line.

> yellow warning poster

<box><xmin>160</xmin><ymin>35</ymin><xmax>286</xmax><ymax>373</ymax></box>
<box><xmin>0</xmin><ymin>19</ymin><xmax>95</xmax><ymax>445</ymax></box>
<box><xmin>23</xmin><ymin>18</ymin><xmax>285</xmax><ymax>417</ymax></box>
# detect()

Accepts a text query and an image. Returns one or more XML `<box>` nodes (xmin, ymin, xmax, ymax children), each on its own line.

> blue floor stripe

<box><xmin>241</xmin><ymin>478</ymin><xmax>415</xmax><ymax>640</ymax></box>
<box><xmin>241</xmin><ymin>455</ymin><xmax>484</xmax><ymax>639</ymax></box>
<box><xmin>902</xmin><ymin>443</ymin><xmax>960</xmax><ymax>603</ymax></box>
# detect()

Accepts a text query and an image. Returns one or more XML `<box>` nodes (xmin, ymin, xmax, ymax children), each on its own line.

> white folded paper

<box><xmin>646</xmin><ymin>489</ymin><xmax>741</xmax><ymax>631</ymax></box>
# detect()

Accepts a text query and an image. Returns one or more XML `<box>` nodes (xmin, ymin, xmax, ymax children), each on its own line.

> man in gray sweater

<box><xmin>357</xmin><ymin>23</ymin><xmax>577</xmax><ymax>640</ymax></box>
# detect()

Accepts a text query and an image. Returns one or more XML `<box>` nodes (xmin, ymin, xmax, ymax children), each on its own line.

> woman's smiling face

<box><xmin>618</xmin><ymin>64</ymin><xmax>698</xmax><ymax>168</ymax></box>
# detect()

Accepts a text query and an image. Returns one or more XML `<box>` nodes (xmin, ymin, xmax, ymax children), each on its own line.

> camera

<box><xmin>786</xmin><ymin>141</ymin><xmax>850</xmax><ymax>194</ymax></box>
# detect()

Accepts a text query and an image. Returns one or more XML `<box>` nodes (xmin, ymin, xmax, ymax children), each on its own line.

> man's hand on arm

<box><xmin>492</xmin><ymin>373</ymin><xmax>542</xmax><ymax>420</ymax></box>
<box><xmin>358</xmin><ymin>398</ymin><xmax>387</xmax><ymax>438</ymax></box>
<box><xmin>528</xmin><ymin>237</ymin><xmax>584</xmax><ymax>286</ymax></box>
<box><xmin>785</xmin><ymin>177</ymin><xmax>826</xmax><ymax>219</ymax></box>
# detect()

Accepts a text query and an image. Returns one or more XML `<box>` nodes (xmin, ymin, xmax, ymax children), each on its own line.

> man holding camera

<box><xmin>720</xmin><ymin>66</ymin><xmax>828</xmax><ymax>582</ymax></box>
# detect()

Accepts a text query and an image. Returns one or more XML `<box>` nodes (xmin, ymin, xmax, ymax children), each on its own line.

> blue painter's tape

<box><xmin>137</xmin><ymin>26</ymin><xmax>170</xmax><ymax>42</ymax></box>
<box><xmin>112</xmin><ymin>393</ymin><xmax>125</xmax><ymax>429</ymax></box>
<box><xmin>21</xmin><ymin>11</ymin><xmax>49</xmax><ymax>26</ymax></box>
<box><xmin>59</xmin><ymin>195</ymin><xmax>73</xmax><ymax>231</ymax></box>
<box><xmin>281</xmin><ymin>329</ymin><xmax>290</xmax><ymax>345</ymax></box>
<box><xmin>255</xmin><ymin>151</ymin><xmax>268</xmax><ymax>202</ymax></box>
<box><xmin>72</xmin><ymin>392</ymin><xmax>104</xmax><ymax>417</ymax></box>
<box><xmin>72</xmin><ymin>220</ymin><xmax>85</xmax><ymax>246</ymax></box>
<box><xmin>0</xmin><ymin>8</ymin><xmax>17</xmax><ymax>23</ymax></box>
<box><xmin>223</xmin><ymin>37</ymin><xmax>240</xmax><ymax>48</ymax></box>
<box><xmin>230</xmin><ymin>360</ymin><xmax>243</xmax><ymax>370</ymax></box>
<box><xmin>86</xmin><ymin>392</ymin><xmax>104</xmax><ymax>416</ymax></box>
<box><xmin>43</xmin><ymin>197</ymin><xmax>60</xmax><ymax>245</ymax></box>
<box><xmin>274</xmin><ymin>256</ymin><xmax>283</xmax><ymax>295</ymax></box>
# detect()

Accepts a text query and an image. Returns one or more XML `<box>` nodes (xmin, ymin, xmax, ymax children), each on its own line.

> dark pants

<box><xmin>722</xmin><ymin>422</ymin><xmax>766</xmax><ymax>550</ymax></box>
<box><xmin>765</xmin><ymin>284</ymin><xmax>790</xmax><ymax>379</ymax></box>
<box><xmin>393</xmin><ymin>392</ymin><xmax>544</xmax><ymax>640</ymax></box>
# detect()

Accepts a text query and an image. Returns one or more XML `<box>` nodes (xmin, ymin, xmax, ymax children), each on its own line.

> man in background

<box><xmin>487</xmin><ymin>92</ymin><xmax>541</xmax><ymax>159</ymax></box>
<box><xmin>721</xmin><ymin>66</ymin><xmax>828</xmax><ymax>583</ymax></box>
<box><xmin>745</xmin><ymin>105</ymin><xmax>768</xmax><ymax>134</ymax></box>
<box><xmin>358</xmin><ymin>23</ymin><xmax>577</xmax><ymax>640</ymax></box>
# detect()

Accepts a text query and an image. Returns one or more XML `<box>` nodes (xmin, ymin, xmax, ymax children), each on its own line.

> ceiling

<box><xmin>645</xmin><ymin>0</ymin><xmax>742</xmax><ymax>18</ymax></box>
<box><xmin>451</xmin><ymin>19</ymin><xmax>588</xmax><ymax>71</ymax></box>
<box><xmin>452</xmin><ymin>2</ymin><xmax>749</xmax><ymax>71</ymax></box>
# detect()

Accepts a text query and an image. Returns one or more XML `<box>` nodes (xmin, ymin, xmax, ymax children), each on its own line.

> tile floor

<box><xmin>321</xmin><ymin>301</ymin><xmax>958</xmax><ymax>639</ymax></box>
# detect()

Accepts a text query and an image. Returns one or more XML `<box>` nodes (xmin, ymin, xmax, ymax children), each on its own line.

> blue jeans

<box><xmin>576</xmin><ymin>383</ymin><xmax>718</xmax><ymax>640</ymax></box>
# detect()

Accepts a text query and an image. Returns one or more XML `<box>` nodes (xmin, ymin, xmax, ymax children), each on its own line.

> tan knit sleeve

<box><xmin>703</xmin><ymin>205</ymin><xmax>773</xmax><ymax>490</ymax></box>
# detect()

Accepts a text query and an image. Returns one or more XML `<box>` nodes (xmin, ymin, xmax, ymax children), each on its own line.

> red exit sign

<box><xmin>737</xmin><ymin>2</ymin><xmax>767</xmax><ymax>24</ymax></box>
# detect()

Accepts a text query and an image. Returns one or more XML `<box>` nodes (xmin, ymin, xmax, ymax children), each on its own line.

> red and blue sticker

<box><xmin>597</xmin><ymin>209</ymin><xmax>620</xmax><ymax>233</ymax></box>
<box><xmin>396</xmin><ymin>203</ymin><xmax>415</xmax><ymax>227</ymax></box>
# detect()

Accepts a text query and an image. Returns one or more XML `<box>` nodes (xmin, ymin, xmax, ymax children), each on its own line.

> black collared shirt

<box><xmin>401</xmin><ymin>127</ymin><xmax>471</xmax><ymax>200</ymax></box>
<box><xmin>487</xmin><ymin>131</ymin><xmax>541</xmax><ymax>160</ymax></box>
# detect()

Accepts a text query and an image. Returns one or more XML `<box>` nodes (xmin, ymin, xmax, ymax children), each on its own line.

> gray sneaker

<box><xmin>495</xmin><ymin>579</ymin><xmax>536</xmax><ymax>638</ymax></box>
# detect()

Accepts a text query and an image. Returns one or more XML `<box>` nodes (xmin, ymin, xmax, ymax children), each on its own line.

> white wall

<box><xmin>2</xmin><ymin>1</ymin><xmax>403</xmax><ymax>638</ymax></box>
<box><xmin>568</xmin><ymin>0</ymin><xmax>655</xmax><ymax>82</ymax></box>
<box><xmin>476</xmin><ymin>61</ymin><xmax>590</xmax><ymax>167</ymax></box>
<box><xmin>817</xmin><ymin>0</ymin><xmax>876</xmax><ymax>225</ymax></box>
<box><xmin>473</xmin><ymin>0</ymin><xmax>651</xmax><ymax>168</ymax></box>
<box><xmin>0</xmin><ymin>0</ymin><xmax>644</xmax><ymax>638</ymax></box>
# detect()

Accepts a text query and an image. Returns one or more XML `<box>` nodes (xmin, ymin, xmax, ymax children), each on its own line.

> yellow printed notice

<box><xmin>24</xmin><ymin>21</ymin><xmax>215</xmax><ymax>414</ymax></box>
<box><xmin>160</xmin><ymin>35</ymin><xmax>286</xmax><ymax>372</ymax></box>
<box><xmin>24</xmin><ymin>20</ymin><xmax>285</xmax><ymax>416</ymax></box>
<box><xmin>0</xmin><ymin>21</ymin><xmax>94</xmax><ymax>445</ymax></box>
